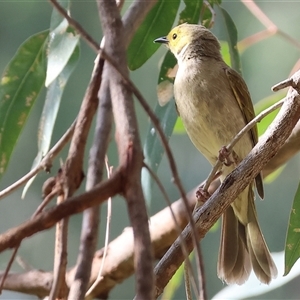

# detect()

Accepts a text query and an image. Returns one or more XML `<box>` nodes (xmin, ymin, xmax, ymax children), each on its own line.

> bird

<box><xmin>154</xmin><ymin>23</ymin><xmax>277</xmax><ymax>285</ymax></box>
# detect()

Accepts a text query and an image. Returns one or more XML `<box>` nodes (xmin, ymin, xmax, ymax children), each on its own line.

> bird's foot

<box><xmin>218</xmin><ymin>146</ymin><xmax>239</xmax><ymax>166</ymax></box>
<box><xmin>218</xmin><ymin>146</ymin><xmax>232</xmax><ymax>166</ymax></box>
<box><xmin>196</xmin><ymin>187</ymin><xmax>210</xmax><ymax>203</ymax></box>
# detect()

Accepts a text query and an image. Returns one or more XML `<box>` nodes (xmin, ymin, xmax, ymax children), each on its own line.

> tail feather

<box><xmin>247</xmin><ymin>198</ymin><xmax>278</xmax><ymax>283</ymax></box>
<box><xmin>218</xmin><ymin>206</ymin><xmax>251</xmax><ymax>285</ymax></box>
<box><xmin>217</xmin><ymin>188</ymin><xmax>277</xmax><ymax>285</ymax></box>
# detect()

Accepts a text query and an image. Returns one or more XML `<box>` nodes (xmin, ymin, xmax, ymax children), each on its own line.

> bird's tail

<box><xmin>217</xmin><ymin>189</ymin><xmax>277</xmax><ymax>284</ymax></box>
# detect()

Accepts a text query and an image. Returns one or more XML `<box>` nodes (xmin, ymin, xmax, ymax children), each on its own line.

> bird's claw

<box><xmin>196</xmin><ymin>187</ymin><xmax>210</xmax><ymax>203</ymax></box>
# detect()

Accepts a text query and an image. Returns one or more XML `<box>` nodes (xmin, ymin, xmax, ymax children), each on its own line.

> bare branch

<box><xmin>0</xmin><ymin>170</ymin><xmax>122</xmax><ymax>252</ymax></box>
<box><xmin>0</xmin><ymin>120</ymin><xmax>76</xmax><ymax>201</ymax></box>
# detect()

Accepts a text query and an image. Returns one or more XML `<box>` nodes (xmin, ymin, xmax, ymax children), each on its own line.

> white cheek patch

<box><xmin>176</xmin><ymin>43</ymin><xmax>189</xmax><ymax>61</ymax></box>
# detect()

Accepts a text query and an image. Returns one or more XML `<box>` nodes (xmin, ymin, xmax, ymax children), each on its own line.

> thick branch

<box><xmin>0</xmin><ymin>171</ymin><xmax>122</xmax><ymax>252</ymax></box>
<box><xmin>97</xmin><ymin>1</ymin><xmax>154</xmax><ymax>299</ymax></box>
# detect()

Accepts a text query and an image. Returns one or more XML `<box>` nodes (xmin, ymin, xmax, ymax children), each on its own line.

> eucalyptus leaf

<box><xmin>218</xmin><ymin>6</ymin><xmax>241</xmax><ymax>73</ymax></box>
<box><xmin>45</xmin><ymin>19</ymin><xmax>80</xmax><ymax>87</ymax></box>
<box><xmin>0</xmin><ymin>31</ymin><xmax>48</xmax><ymax>179</ymax></box>
<box><xmin>22</xmin><ymin>0</ymin><xmax>79</xmax><ymax>197</ymax></box>
<box><xmin>127</xmin><ymin>0</ymin><xmax>180</xmax><ymax>70</ymax></box>
<box><xmin>22</xmin><ymin>45</ymin><xmax>80</xmax><ymax>198</ymax></box>
<box><xmin>285</xmin><ymin>182</ymin><xmax>300</xmax><ymax>275</ymax></box>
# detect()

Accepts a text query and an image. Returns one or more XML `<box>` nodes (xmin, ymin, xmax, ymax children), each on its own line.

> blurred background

<box><xmin>0</xmin><ymin>0</ymin><xmax>299</xmax><ymax>299</ymax></box>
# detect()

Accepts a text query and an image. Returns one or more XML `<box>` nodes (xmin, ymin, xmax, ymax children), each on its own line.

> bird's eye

<box><xmin>172</xmin><ymin>33</ymin><xmax>177</xmax><ymax>40</ymax></box>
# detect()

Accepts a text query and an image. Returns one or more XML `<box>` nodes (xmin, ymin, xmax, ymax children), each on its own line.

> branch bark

<box><xmin>97</xmin><ymin>1</ymin><xmax>154</xmax><ymax>299</ymax></box>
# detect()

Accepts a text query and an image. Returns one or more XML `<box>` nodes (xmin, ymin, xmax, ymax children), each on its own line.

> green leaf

<box><xmin>179</xmin><ymin>0</ymin><xmax>203</xmax><ymax>24</ymax></box>
<box><xmin>45</xmin><ymin>20</ymin><xmax>80</xmax><ymax>87</ymax></box>
<box><xmin>220</xmin><ymin>41</ymin><xmax>231</xmax><ymax>66</ymax></box>
<box><xmin>200</xmin><ymin>0</ymin><xmax>221</xmax><ymax>27</ymax></box>
<box><xmin>218</xmin><ymin>6</ymin><xmax>241</xmax><ymax>73</ymax></box>
<box><xmin>0</xmin><ymin>31</ymin><xmax>48</xmax><ymax>179</ymax></box>
<box><xmin>127</xmin><ymin>0</ymin><xmax>180</xmax><ymax>70</ymax></box>
<box><xmin>49</xmin><ymin>0</ymin><xmax>69</xmax><ymax>30</ymax></box>
<box><xmin>142</xmin><ymin>101</ymin><xmax>178</xmax><ymax>202</ymax></box>
<box><xmin>22</xmin><ymin>0</ymin><xmax>79</xmax><ymax>197</ymax></box>
<box><xmin>254</xmin><ymin>92</ymin><xmax>284</xmax><ymax>136</ymax></box>
<box><xmin>173</xmin><ymin>117</ymin><xmax>186</xmax><ymax>134</ymax></box>
<box><xmin>22</xmin><ymin>45</ymin><xmax>80</xmax><ymax>198</ymax></box>
<box><xmin>284</xmin><ymin>181</ymin><xmax>300</xmax><ymax>275</ymax></box>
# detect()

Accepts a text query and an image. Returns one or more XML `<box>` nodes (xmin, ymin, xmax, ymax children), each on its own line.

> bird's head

<box><xmin>154</xmin><ymin>24</ymin><xmax>221</xmax><ymax>61</ymax></box>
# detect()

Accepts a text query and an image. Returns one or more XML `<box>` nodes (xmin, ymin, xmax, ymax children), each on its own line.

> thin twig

<box><xmin>198</xmin><ymin>245</ymin><xmax>207</xmax><ymax>300</ymax></box>
<box><xmin>273</xmin><ymin>69</ymin><xmax>300</xmax><ymax>93</ymax></box>
<box><xmin>48</xmin><ymin>0</ymin><xmax>99</xmax><ymax>52</ymax></box>
<box><xmin>143</xmin><ymin>163</ymin><xmax>199</xmax><ymax>296</ymax></box>
<box><xmin>49</xmin><ymin>195</ymin><xmax>68</xmax><ymax>300</ymax></box>
<box><xmin>241</xmin><ymin>0</ymin><xmax>275</xmax><ymax>28</ymax></box>
<box><xmin>32</xmin><ymin>190</ymin><xmax>58</xmax><ymax>218</ymax></box>
<box><xmin>239</xmin><ymin>0</ymin><xmax>300</xmax><ymax>51</ymax></box>
<box><xmin>0</xmin><ymin>120</ymin><xmax>76</xmax><ymax>200</ymax></box>
<box><xmin>85</xmin><ymin>157</ymin><xmax>112</xmax><ymax>298</ymax></box>
<box><xmin>0</xmin><ymin>245</ymin><xmax>20</xmax><ymax>294</ymax></box>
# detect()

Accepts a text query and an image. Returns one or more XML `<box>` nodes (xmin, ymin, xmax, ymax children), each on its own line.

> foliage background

<box><xmin>0</xmin><ymin>0</ymin><xmax>299</xmax><ymax>299</ymax></box>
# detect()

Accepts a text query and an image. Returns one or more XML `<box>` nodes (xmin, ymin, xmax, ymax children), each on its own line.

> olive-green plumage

<box><xmin>155</xmin><ymin>24</ymin><xmax>277</xmax><ymax>284</ymax></box>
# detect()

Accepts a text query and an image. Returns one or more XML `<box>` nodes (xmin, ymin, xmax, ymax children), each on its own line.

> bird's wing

<box><xmin>225</xmin><ymin>67</ymin><xmax>264</xmax><ymax>199</ymax></box>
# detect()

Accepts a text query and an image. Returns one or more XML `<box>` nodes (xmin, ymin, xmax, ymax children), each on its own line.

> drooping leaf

<box><xmin>45</xmin><ymin>20</ymin><xmax>80</xmax><ymax>87</ymax></box>
<box><xmin>285</xmin><ymin>182</ymin><xmax>300</xmax><ymax>275</ymax></box>
<box><xmin>219</xmin><ymin>6</ymin><xmax>241</xmax><ymax>73</ymax></box>
<box><xmin>142</xmin><ymin>101</ymin><xmax>178</xmax><ymax>202</ymax></box>
<box><xmin>22</xmin><ymin>0</ymin><xmax>79</xmax><ymax>197</ymax></box>
<box><xmin>200</xmin><ymin>0</ymin><xmax>219</xmax><ymax>28</ymax></box>
<box><xmin>220</xmin><ymin>41</ymin><xmax>231</xmax><ymax>66</ymax></box>
<box><xmin>127</xmin><ymin>0</ymin><xmax>180</xmax><ymax>70</ymax></box>
<box><xmin>49</xmin><ymin>0</ymin><xmax>69</xmax><ymax>30</ymax></box>
<box><xmin>179</xmin><ymin>0</ymin><xmax>203</xmax><ymax>24</ymax></box>
<box><xmin>0</xmin><ymin>31</ymin><xmax>48</xmax><ymax>179</ymax></box>
<box><xmin>22</xmin><ymin>45</ymin><xmax>80</xmax><ymax>198</ymax></box>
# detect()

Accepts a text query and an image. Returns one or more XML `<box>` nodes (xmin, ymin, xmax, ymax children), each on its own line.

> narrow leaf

<box><xmin>219</xmin><ymin>6</ymin><xmax>241</xmax><ymax>73</ymax></box>
<box><xmin>0</xmin><ymin>31</ymin><xmax>48</xmax><ymax>179</ymax></box>
<box><xmin>220</xmin><ymin>41</ymin><xmax>231</xmax><ymax>66</ymax></box>
<box><xmin>45</xmin><ymin>19</ymin><xmax>80</xmax><ymax>87</ymax></box>
<box><xmin>179</xmin><ymin>0</ymin><xmax>203</xmax><ymax>24</ymax></box>
<box><xmin>22</xmin><ymin>0</ymin><xmax>79</xmax><ymax>197</ymax></box>
<box><xmin>285</xmin><ymin>182</ymin><xmax>300</xmax><ymax>275</ymax></box>
<box><xmin>127</xmin><ymin>0</ymin><xmax>180</xmax><ymax>70</ymax></box>
<box><xmin>22</xmin><ymin>45</ymin><xmax>80</xmax><ymax>198</ymax></box>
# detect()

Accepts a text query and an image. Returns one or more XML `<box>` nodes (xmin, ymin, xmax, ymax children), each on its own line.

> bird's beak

<box><xmin>154</xmin><ymin>36</ymin><xmax>169</xmax><ymax>44</ymax></box>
